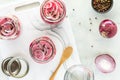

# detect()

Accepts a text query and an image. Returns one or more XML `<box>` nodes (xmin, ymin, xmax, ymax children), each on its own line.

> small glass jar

<box><xmin>64</xmin><ymin>65</ymin><xmax>94</xmax><ymax>80</ymax></box>
<box><xmin>0</xmin><ymin>15</ymin><xmax>21</xmax><ymax>40</ymax></box>
<box><xmin>1</xmin><ymin>57</ymin><xmax>29</xmax><ymax>78</ymax></box>
<box><xmin>91</xmin><ymin>0</ymin><xmax>113</xmax><ymax>13</ymax></box>
<box><xmin>39</xmin><ymin>0</ymin><xmax>66</xmax><ymax>30</ymax></box>
<box><xmin>29</xmin><ymin>30</ymin><xmax>65</xmax><ymax>63</ymax></box>
<box><xmin>29</xmin><ymin>36</ymin><xmax>56</xmax><ymax>63</ymax></box>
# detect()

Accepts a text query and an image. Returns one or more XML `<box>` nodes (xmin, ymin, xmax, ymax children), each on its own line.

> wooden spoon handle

<box><xmin>49</xmin><ymin>61</ymin><xmax>62</xmax><ymax>80</ymax></box>
<box><xmin>49</xmin><ymin>46</ymin><xmax>73</xmax><ymax>80</ymax></box>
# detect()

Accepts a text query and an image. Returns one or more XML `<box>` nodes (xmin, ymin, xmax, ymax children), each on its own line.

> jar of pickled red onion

<box><xmin>0</xmin><ymin>15</ymin><xmax>20</xmax><ymax>40</ymax></box>
<box><xmin>40</xmin><ymin>0</ymin><xmax>66</xmax><ymax>26</ymax></box>
<box><xmin>29</xmin><ymin>36</ymin><xmax>56</xmax><ymax>63</ymax></box>
<box><xmin>29</xmin><ymin>30</ymin><xmax>64</xmax><ymax>63</ymax></box>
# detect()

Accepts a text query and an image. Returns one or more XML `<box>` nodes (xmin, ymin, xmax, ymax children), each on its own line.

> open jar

<box><xmin>40</xmin><ymin>0</ymin><xmax>66</xmax><ymax>24</ymax></box>
<box><xmin>29</xmin><ymin>30</ymin><xmax>65</xmax><ymax>63</ymax></box>
<box><xmin>29</xmin><ymin>36</ymin><xmax>56</xmax><ymax>63</ymax></box>
<box><xmin>91</xmin><ymin>0</ymin><xmax>113</xmax><ymax>13</ymax></box>
<box><xmin>0</xmin><ymin>15</ymin><xmax>21</xmax><ymax>40</ymax></box>
<box><xmin>35</xmin><ymin>0</ymin><xmax>66</xmax><ymax>30</ymax></box>
<box><xmin>64</xmin><ymin>65</ymin><xmax>94</xmax><ymax>80</ymax></box>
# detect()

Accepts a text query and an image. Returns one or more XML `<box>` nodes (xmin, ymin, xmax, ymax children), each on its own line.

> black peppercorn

<box><xmin>92</xmin><ymin>0</ymin><xmax>113</xmax><ymax>13</ymax></box>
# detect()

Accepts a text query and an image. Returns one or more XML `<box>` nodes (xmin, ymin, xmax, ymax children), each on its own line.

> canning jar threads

<box><xmin>0</xmin><ymin>15</ymin><xmax>21</xmax><ymax>40</ymax></box>
<box><xmin>64</xmin><ymin>65</ymin><xmax>94</xmax><ymax>80</ymax></box>
<box><xmin>92</xmin><ymin>0</ymin><xmax>113</xmax><ymax>13</ymax></box>
<box><xmin>1</xmin><ymin>57</ymin><xmax>29</xmax><ymax>78</ymax></box>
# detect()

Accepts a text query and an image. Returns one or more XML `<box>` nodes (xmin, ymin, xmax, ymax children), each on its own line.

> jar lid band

<box><xmin>2</xmin><ymin>57</ymin><xmax>29</xmax><ymax>78</ymax></box>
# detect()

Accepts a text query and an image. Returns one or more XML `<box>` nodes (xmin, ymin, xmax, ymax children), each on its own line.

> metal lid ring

<box><xmin>7</xmin><ymin>57</ymin><xmax>29</xmax><ymax>78</ymax></box>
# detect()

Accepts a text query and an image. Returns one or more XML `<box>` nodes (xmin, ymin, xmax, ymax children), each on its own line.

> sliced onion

<box><xmin>95</xmin><ymin>54</ymin><xmax>116</xmax><ymax>73</ymax></box>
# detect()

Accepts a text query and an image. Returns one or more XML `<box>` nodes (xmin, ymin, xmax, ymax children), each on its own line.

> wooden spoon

<box><xmin>49</xmin><ymin>46</ymin><xmax>73</xmax><ymax>80</ymax></box>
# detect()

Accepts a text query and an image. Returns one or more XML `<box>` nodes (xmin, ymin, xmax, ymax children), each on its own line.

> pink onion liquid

<box><xmin>29</xmin><ymin>36</ymin><xmax>56</xmax><ymax>63</ymax></box>
<box><xmin>40</xmin><ymin>0</ymin><xmax>66</xmax><ymax>25</ymax></box>
<box><xmin>0</xmin><ymin>15</ymin><xmax>20</xmax><ymax>40</ymax></box>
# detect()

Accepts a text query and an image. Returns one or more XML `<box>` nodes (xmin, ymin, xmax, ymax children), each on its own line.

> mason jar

<box><xmin>36</xmin><ymin>0</ymin><xmax>66</xmax><ymax>30</ymax></box>
<box><xmin>64</xmin><ymin>65</ymin><xmax>94</xmax><ymax>80</ymax></box>
<box><xmin>0</xmin><ymin>15</ymin><xmax>21</xmax><ymax>40</ymax></box>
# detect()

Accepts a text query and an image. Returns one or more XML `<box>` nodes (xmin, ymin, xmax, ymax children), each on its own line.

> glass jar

<box><xmin>91</xmin><ymin>0</ymin><xmax>113</xmax><ymax>13</ymax></box>
<box><xmin>0</xmin><ymin>15</ymin><xmax>21</xmax><ymax>40</ymax></box>
<box><xmin>64</xmin><ymin>65</ymin><xmax>94</xmax><ymax>80</ymax></box>
<box><xmin>29</xmin><ymin>36</ymin><xmax>56</xmax><ymax>63</ymax></box>
<box><xmin>37</xmin><ymin>0</ymin><xmax>66</xmax><ymax>30</ymax></box>
<box><xmin>29</xmin><ymin>30</ymin><xmax>65</xmax><ymax>63</ymax></box>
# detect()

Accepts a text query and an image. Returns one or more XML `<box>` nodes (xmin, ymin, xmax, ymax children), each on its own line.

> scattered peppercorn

<box><xmin>95</xmin><ymin>17</ymin><xmax>98</xmax><ymax>19</ymax></box>
<box><xmin>90</xmin><ymin>22</ymin><xmax>92</xmax><ymax>24</ymax></box>
<box><xmin>79</xmin><ymin>22</ymin><xmax>81</xmax><ymax>25</ymax></box>
<box><xmin>89</xmin><ymin>29</ymin><xmax>92</xmax><ymax>32</ymax></box>
<box><xmin>73</xmin><ymin>9</ymin><xmax>75</xmax><ymax>11</ymax></box>
<box><xmin>89</xmin><ymin>18</ymin><xmax>92</xmax><ymax>21</ymax></box>
<box><xmin>91</xmin><ymin>45</ymin><xmax>94</xmax><ymax>48</ymax></box>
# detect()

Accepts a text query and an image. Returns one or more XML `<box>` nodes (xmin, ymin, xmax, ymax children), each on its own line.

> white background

<box><xmin>0</xmin><ymin>0</ymin><xmax>120</xmax><ymax>80</ymax></box>
<box><xmin>0</xmin><ymin>0</ymin><xmax>80</xmax><ymax>80</ymax></box>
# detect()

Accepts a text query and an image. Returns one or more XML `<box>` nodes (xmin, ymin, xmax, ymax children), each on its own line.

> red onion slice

<box><xmin>95</xmin><ymin>54</ymin><xmax>116</xmax><ymax>73</ymax></box>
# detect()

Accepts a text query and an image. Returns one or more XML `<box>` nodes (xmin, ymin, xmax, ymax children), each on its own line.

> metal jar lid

<box><xmin>1</xmin><ymin>57</ymin><xmax>29</xmax><ymax>78</ymax></box>
<box><xmin>2</xmin><ymin>57</ymin><xmax>21</xmax><ymax>76</ymax></box>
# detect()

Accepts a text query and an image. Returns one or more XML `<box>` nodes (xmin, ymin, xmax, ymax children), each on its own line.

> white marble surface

<box><xmin>0</xmin><ymin>0</ymin><xmax>120</xmax><ymax>80</ymax></box>
<box><xmin>65</xmin><ymin>0</ymin><xmax>120</xmax><ymax>80</ymax></box>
